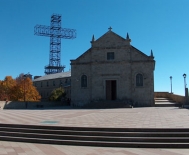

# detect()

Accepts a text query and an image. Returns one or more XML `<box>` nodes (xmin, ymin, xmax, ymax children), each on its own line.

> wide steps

<box><xmin>155</xmin><ymin>98</ymin><xmax>174</xmax><ymax>102</ymax></box>
<box><xmin>1</xmin><ymin>132</ymin><xmax>189</xmax><ymax>143</ymax></box>
<box><xmin>0</xmin><ymin>123</ymin><xmax>189</xmax><ymax>148</ymax></box>
<box><xmin>1</xmin><ymin>127</ymin><xmax>189</xmax><ymax>137</ymax></box>
<box><xmin>1</xmin><ymin>136</ymin><xmax>189</xmax><ymax>148</ymax></box>
<box><xmin>155</xmin><ymin>97</ymin><xmax>180</xmax><ymax>107</ymax></box>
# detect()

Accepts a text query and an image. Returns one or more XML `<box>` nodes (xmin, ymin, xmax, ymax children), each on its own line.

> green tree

<box><xmin>49</xmin><ymin>87</ymin><xmax>66</xmax><ymax>101</ymax></box>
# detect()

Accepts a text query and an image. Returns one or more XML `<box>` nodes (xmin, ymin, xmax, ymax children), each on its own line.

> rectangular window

<box><xmin>60</xmin><ymin>80</ymin><xmax>63</xmax><ymax>87</ymax></box>
<box><xmin>136</xmin><ymin>74</ymin><xmax>143</xmax><ymax>87</ymax></box>
<box><xmin>81</xmin><ymin>75</ymin><xmax>87</xmax><ymax>88</ymax></box>
<box><xmin>107</xmin><ymin>52</ymin><xmax>114</xmax><ymax>60</ymax></box>
<box><xmin>65</xmin><ymin>79</ymin><xmax>68</xmax><ymax>83</ymax></box>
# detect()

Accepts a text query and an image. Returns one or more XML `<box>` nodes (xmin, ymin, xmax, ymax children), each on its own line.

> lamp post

<box><xmin>183</xmin><ymin>73</ymin><xmax>187</xmax><ymax>89</ymax></box>
<box><xmin>23</xmin><ymin>75</ymin><xmax>27</xmax><ymax>102</ymax></box>
<box><xmin>183</xmin><ymin>73</ymin><xmax>188</xmax><ymax>106</ymax></box>
<box><xmin>170</xmin><ymin>76</ymin><xmax>172</xmax><ymax>94</ymax></box>
<box><xmin>183</xmin><ymin>73</ymin><xmax>188</xmax><ymax>98</ymax></box>
<box><xmin>23</xmin><ymin>74</ymin><xmax>29</xmax><ymax>108</ymax></box>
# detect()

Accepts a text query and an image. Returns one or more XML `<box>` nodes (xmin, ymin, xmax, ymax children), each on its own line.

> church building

<box><xmin>70</xmin><ymin>28</ymin><xmax>155</xmax><ymax>107</ymax></box>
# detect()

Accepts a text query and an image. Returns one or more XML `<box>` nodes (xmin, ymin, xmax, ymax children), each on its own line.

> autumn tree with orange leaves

<box><xmin>0</xmin><ymin>75</ymin><xmax>41</xmax><ymax>101</ymax></box>
<box><xmin>0</xmin><ymin>76</ymin><xmax>16</xmax><ymax>101</ymax></box>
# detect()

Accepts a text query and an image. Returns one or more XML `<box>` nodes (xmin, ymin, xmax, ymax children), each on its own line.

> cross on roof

<box><xmin>108</xmin><ymin>27</ymin><xmax>112</xmax><ymax>31</ymax></box>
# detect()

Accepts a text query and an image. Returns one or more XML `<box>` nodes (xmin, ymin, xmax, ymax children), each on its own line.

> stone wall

<box><xmin>131</xmin><ymin>62</ymin><xmax>155</xmax><ymax>107</ymax></box>
<box><xmin>0</xmin><ymin>101</ymin><xmax>63</xmax><ymax>109</ymax></box>
<box><xmin>71</xmin><ymin>64</ymin><xmax>92</xmax><ymax>106</ymax></box>
<box><xmin>154</xmin><ymin>92</ymin><xmax>169</xmax><ymax>98</ymax></box>
<box><xmin>71</xmin><ymin>30</ymin><xmax>155</xmax><ymax>107</ymax></box>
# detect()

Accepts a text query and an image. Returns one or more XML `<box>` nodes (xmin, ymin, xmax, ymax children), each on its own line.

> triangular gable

<box><xmin>95</xmin><ymin>30</ymin><xmax>125</xmax><ymax>43</ymax></box>
<box><xmin>72</xmin><ymin>30</ymin><xmax>151</xmax><ymax>62</ymax></box>
<box><xmin>74</xmin><ymin>30</ymin><xmax>126</xmax><ymax>62</ymax></box>
<box><xmin>92</xmin><ymin>31</ymin><xmax>126</xmax><ymax>47</ymax></box>
<box><xmin>131</xmin><ymin>46</ymin><xmax>150</xmax><ymax>60</ymax></box>
<box><xmin>75</xmin><ymin>48</ymin><xmax>91</xmax><ymax>61</ymax></box>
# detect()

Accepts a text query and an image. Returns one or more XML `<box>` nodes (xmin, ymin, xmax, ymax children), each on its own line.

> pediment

<box><xmin>92</xmin><ymin>30</ymin><xmax>128</xmax><ymax>47</ymax></box>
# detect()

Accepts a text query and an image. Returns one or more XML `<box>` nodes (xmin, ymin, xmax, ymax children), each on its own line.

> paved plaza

<box><xmin>0</xmin><ymin>107</ymin><xmax>189</xmax><ymax>154</ymax></box>
<box><xmin>1</xmin><ymin>107</ymin><xmax>189</xmax><ymax>128</ymax></box>
<box><xmin>1</xmin><ymin>141</ymin><xmax>189</xmax><ymax>155</ymax></box>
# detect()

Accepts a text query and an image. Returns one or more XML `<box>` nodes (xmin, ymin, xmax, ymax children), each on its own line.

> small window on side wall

<box><xmin>65</xmin><ymin>79</ymin><xmax>68</xmax><ymax>83</ymax></box>
<box><xmin>81</xmin><ymin>75</ymin><xmax>87</xmax><ymax>88</ymax></box>
<box><xmin>136</xmin><ymin>74</ymin><xmax>143</xmax><ymax>86</ymax></box>
<box><xmin>107</xmin><ymin>52</ymin><xmax>114</xmax><ymax>60</ymax></box>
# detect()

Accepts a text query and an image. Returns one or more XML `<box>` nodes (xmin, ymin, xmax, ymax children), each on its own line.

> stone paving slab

<box><xmin>0</xmin><ymin>107</ymin><xmax>189</xmax><ymax>128</ymax></box>
<box><xmin>0</xmin><ymin>107</ymin><xmax>189</xmax><ymax>154</ymax></box>
<box><xmin>0</xmin><ymin>141</ymin><xmax>189</xmax><ymax>155</ymax></box>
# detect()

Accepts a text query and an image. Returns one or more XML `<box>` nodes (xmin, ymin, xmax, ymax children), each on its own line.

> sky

<box><xmin>0</xmin><ymin>0</ymin><xmax>189</xmax><ymax>96</ymax></box>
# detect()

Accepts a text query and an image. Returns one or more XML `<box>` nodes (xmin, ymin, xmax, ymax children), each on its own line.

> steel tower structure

<box><xmin>34</xmin><ymin>14</ymin><xmax>76</xmax><ymax>74</ymax></box>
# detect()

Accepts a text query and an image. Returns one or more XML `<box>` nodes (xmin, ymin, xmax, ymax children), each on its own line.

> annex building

<box><xmin>33</xmin><ymin>71</ymin><xmax>71</xmax><ymax>101</ymax></box>
<box><xmin>33</xmin><ymin>28</ymin><xmax>155</xmax><ymax>107</ymax></box>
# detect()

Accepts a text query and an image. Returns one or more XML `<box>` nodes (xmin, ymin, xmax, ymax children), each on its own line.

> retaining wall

<box><xmin>0</xmin><ymin>101</ymin><xmax>63</xmax><ymax>109</ymax></box>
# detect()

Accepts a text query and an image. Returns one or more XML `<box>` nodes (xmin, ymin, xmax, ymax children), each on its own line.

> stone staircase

<box><xmin>0</xmin><ymin>123</ymin><xmax>189</xmax><ymax>148</ymax></box>
<box><xmin>155</xmin><ymin>97</ymin><xmax>180</xmax><ymax>107</ymax></box>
